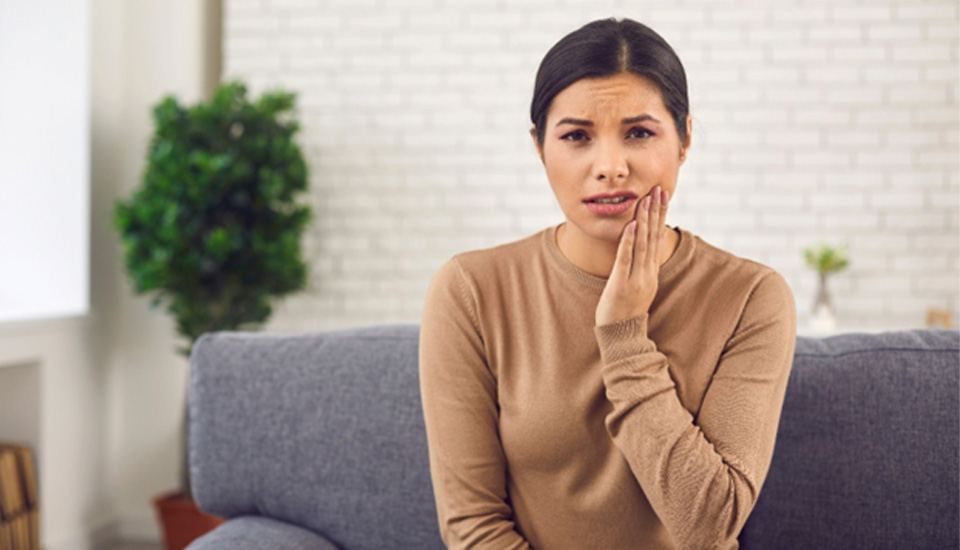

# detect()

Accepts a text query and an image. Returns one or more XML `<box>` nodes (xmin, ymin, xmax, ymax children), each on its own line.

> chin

<box><xmin>571</xmin><ymin>214</ymin><xmax>632</xmax><ymax>244</ymax></box>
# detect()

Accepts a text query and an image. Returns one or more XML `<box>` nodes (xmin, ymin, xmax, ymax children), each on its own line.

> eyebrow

<box><xmin>555</xmin><ymin>114</ymin><xmax>661</xmax><ymax>127</ymax></box>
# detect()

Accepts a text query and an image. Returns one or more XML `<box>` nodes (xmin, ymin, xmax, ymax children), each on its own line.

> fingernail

<box><xmin>642</xmin><ymin>196</ymin><xmax>651</xmax><ymax>211</ymax></box>
<box><xmin>662</xmin><ymin>190</ymin><xmax>669</xmax><ymax>205</ymax></box>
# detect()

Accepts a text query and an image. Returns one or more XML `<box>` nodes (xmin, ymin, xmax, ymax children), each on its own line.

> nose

<box><xmin>592</xmin><ymin>139</ymin><xmax>628</xmax><ymax>181</ymax></box>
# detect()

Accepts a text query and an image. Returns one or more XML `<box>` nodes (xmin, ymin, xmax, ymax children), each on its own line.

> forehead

<box><xmin>548</xmin><ymin>72</ymin><xmax>668</xmax><ymax>122</ymax></box>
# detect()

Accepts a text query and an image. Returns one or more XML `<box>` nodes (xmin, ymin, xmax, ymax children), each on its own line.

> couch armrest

<box><xmin>186</xmin><ymin>516</ymin><xmax>340</xmax><ymax>550</ymax></box>
<box><xmin>187</xmin><ymin>324</ymin><xmax>444</xmax><ymax>549</ymax></box>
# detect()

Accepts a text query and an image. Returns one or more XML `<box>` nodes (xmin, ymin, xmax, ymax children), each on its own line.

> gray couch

<box><xmin>185</xmin><ymin>325</ymin><xmax>959</xmax><ymax>550</ymax></box>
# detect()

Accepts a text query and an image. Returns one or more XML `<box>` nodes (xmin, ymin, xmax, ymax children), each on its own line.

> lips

<box><xmin>582</xmin><ymin>190</ymin><xmax>638</xmax><ymax>203</ymax></box>
<box><xmin>583</xmin><ymin>196</ymin><xmax>638</xmax><ymax>216</ymax></box>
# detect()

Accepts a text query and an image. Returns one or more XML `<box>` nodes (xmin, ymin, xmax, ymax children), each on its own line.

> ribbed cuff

<box><xmin>594</xmin><ymin>313</ymin><xmax>656</xmax><ymax>364</ymax></box>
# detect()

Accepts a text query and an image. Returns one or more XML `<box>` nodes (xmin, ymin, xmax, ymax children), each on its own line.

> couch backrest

<box><xmin>190</xmin><ymin>325</ymin><xmax>959</xmax><ymax>550</ymax></box>
<box><xmin>189</xmin><ymin>323</ymin><xmax>444</xmax><ymax>550</ymax></box>
<box><xmin>740</xmin><ymin>328</ymin><xmax>959</xmax><ymax>549</ymax></box>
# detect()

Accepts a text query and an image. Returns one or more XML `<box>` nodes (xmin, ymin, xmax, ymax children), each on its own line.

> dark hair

<box><xmin>530</xmin><ymin>17</ymin><xmax>690</xmax><ymax>148</ymax></box>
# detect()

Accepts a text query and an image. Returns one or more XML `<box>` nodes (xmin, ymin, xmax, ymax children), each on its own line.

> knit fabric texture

<box><xmin>419</xmin><ymin>223</ymin><xmax>797</xmax><ymax>550</ymax></box>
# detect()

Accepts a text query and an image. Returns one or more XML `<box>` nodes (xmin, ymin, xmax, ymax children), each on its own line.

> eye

<box><xmin>627</xmin><ymin>127</ymin><xmax>654</xmax><ymax>139</ymax></box>
<box><xmin>560</xmin><ymin>129</ymin><xmax>589</xmax><ymax>142</ymax></box>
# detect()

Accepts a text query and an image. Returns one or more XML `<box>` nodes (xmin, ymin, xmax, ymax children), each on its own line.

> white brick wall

<box><xmin>224</xmin><ymin>0</ymin><xmax>959</xmax><ymax>332</ymax></box>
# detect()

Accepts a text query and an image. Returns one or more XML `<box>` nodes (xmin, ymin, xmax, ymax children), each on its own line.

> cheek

<box><xmin>629</xmin><ymin>148</ymin><xmax>677</xmax><ymax>178</ymax></box>
<box><xmin>543</xmin><ymin>148</ymin><xmax>586</xmax><ymax>197</ymax></box>
<box><xmin>545</xmin><ymin>161</ymin><xmax>579</xmax><ymax>203</ymax></box>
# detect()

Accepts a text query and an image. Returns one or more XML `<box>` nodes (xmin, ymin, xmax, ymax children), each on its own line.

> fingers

<box><xmin>660</xmin><ymin>188</ymin><xmax>670</xmax><ymax>245</ymax></box>
<box><xmin>614</xmin><ymin>219</ymin><xmax>638</xmax><ymax>279</ymax></box>
<box><xmin>647</xmin><ymin>186</ymin><xmax>661</xmax><ymax>269</ymax></box>
<box><xmin>634</xmin><ymin>193</ymin><xmax>650</xmax><ymax>275</ymax></box>
<box><xmin>632</xmin><ymin>186</ymin><xmax>669</xmax><ymax>277</ymax></box>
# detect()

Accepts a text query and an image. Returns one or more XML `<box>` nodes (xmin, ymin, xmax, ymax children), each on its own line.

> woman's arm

<box><xmin>594</xmin><ymin>270</ymin><xmax>797</xmax><ymax>550</ymax></box>
<box><xmin>419</xmin><ymin>257</ymin><xmax>533</xmax><ymax>550</ymax></box>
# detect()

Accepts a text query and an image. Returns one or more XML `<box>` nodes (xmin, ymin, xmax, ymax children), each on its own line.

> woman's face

<box><xmin>532</xmin><ymin>72</ymin><xmax>692</xmax><ymax>243</ymax></box>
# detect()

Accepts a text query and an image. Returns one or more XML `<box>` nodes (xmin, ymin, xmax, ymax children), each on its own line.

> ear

<box><xmin>530</xmin><ymin>126</ymin><xmax>544</xmax><ymax>164</ymax></box>
<box><xmin>679</xmin><ymin>114</ymin><xmax>692</xmax><ymax>163</ymax></box>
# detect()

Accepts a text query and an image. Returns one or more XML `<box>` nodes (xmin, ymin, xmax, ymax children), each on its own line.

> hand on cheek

<box><xmin>595</xmin><ymin>185</ymin><xmax>670</xmax><ymax>327</ymax></box>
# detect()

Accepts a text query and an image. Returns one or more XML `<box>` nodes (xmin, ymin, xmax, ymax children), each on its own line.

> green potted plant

<box><xmin>803</xmin><ymin>241</ymin><xmax>850</xmax><ymax>331</ymax></box>
<box><xmin>113</xmin><ymin>80</ymin><xmax>313</xmax><ymax>550</ymax></box>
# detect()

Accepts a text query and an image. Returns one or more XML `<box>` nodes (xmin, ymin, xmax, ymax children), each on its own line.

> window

<box><xmin>0</xmin><ymin>0</ymin><xmax>90</xmax><ymax>323</ymax></box>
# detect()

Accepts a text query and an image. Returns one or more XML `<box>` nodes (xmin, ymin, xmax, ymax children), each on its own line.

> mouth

<box><xmin>582</xmin><ymin>194</ymin><xmax>639</xmax><ymax>216</ymax></box>
<box><xmin>582</xmin><ymin>191</ymin><xmax>638</xmax><ymax>204</ymax></box>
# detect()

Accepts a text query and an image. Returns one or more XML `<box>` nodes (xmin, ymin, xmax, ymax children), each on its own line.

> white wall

<box><xmin>89</xmin><ymin>0</ymin><xmax>219</xmax><ymax>546</ymax></box>
<box><xmin>0</xmin><ymin>2</ymin><xmax>112</xmax><ymax>549</ymax></box>
<box><xmin>0</xmin><ymin>318</ymin><xmax>107</xmax><ymax>550</ymax></box>
<box><xmin>1</xmin><ymin>1</ymin><xmax>216</xmax><ymax>548</ymax></box>
<box><xmin>0</xmin><ymin>0</ymin><xmax>89</xmax><ymax>321</ymax></box>
<box><xmin>224</xmin><ymin>0</ymin><xmax>959</xmax><ymax>333</ymax></box>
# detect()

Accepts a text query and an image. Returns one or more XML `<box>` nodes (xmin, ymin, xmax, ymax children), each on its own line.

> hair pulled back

<box><xmin>530</xmin><ymin>17</ymin><xmax>690</xmax><ymax>148</ymax></box>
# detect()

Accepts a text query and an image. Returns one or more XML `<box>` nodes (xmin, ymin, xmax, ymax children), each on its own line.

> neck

<box><xmin>557</xmin><ymin>221</ymin><xmax>679</xmax><ymax>278</ymax></box>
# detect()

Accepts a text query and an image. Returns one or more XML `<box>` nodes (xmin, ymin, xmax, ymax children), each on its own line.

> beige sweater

<box><xmin>419</xmin><ymin>223</ymin><xmax>797</xmax><ymax>550</ymax></box>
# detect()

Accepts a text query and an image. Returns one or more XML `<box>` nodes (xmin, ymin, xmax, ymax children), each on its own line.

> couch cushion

<box><xmin>740</xmin><ymin>329</ymin><xmax>960</xmax><ymax>549</ymax></box>
<box><xmin>189</xmin><ymin>324</ymin><xmax>444</xmax><ymax>550</ymax></box>
<box><xmin>186</xmin><ymin>515</ymin><xmax>339</xmax><ymax>550</ymax></box>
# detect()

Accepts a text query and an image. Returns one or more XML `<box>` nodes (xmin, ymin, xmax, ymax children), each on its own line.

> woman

<box><xmin>419</xmin><ymin>17</ymin><xmax>797</xmax><ymax>550</ymax></box>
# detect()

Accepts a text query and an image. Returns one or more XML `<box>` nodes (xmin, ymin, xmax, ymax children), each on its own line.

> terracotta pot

<box><xmin>152</xmin><ymin>490</ymin><xmax>227</xmax><ymax>550</ymax></box>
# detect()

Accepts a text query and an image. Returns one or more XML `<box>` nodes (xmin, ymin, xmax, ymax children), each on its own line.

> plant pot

<box><xmin>152</xmin><ymin>490</ymin><xmax>226</xmax><ymax>550</ymax></box>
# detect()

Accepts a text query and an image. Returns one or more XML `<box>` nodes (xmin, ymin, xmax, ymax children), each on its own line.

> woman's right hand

<box><xmin>595</xmin><ymin>185</ymin><xmax>670</xmax><ymax>327</ymax></box>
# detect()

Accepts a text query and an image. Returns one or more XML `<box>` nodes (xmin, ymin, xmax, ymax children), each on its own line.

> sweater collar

<box><xmin>543</xmin><ymin>222</ymin><xmax>695</xmax><ymax>292</ymax></box>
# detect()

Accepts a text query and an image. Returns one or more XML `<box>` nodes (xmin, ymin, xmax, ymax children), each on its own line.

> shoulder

<box><xmin>680</xmin><ymin>230</ymin><xmax>796</xmax><ymax>329</ymax></box>
<box><xmin>712</xmin><ymin>251</ymin><xmax>795</xmax><ymax>338</ymax></box>
<box><xmin>425</xmin><ymin>227</ymin><xmax>548</xmax><ymax>305</ymax></box>
<box><xmin>691</xmin><ymin>232</ymin><xmax>768</xmax><ymax>277</ymax></box>
<box><xmin>444</xmin><ymin>227</ymin><xmax>547</xmax><ymax>283</ymax></box>
<box><xmin>689</xmin><ymin>232</ymin><xmax>792</xmax><ymax>299</ymax></box>
<box><xmin>743</xmin><ymin>269</ymin><xmax>797</xmax><ymax>340</ymax></box>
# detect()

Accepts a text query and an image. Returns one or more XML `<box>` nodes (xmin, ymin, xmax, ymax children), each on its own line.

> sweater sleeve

<box><xmin>593</xmin><ymin>270</ymin><xmax>797</xmax><ymax>550</ymax></box>
<box><xmin>419</xmin><ymin>257</ymin><xmax>533</xmax><ymax>550</ymax></box>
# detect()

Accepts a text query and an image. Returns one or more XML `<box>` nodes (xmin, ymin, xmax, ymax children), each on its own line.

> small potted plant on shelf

<box><xmin>113</xmin><ymin>80</ymin><xmax>313</xmax><ymax>550</ymax></box>
<box><xmin>803</xmin><ymin>241</ymin><xmax>849</xmax><ymax>332</ymax></box>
